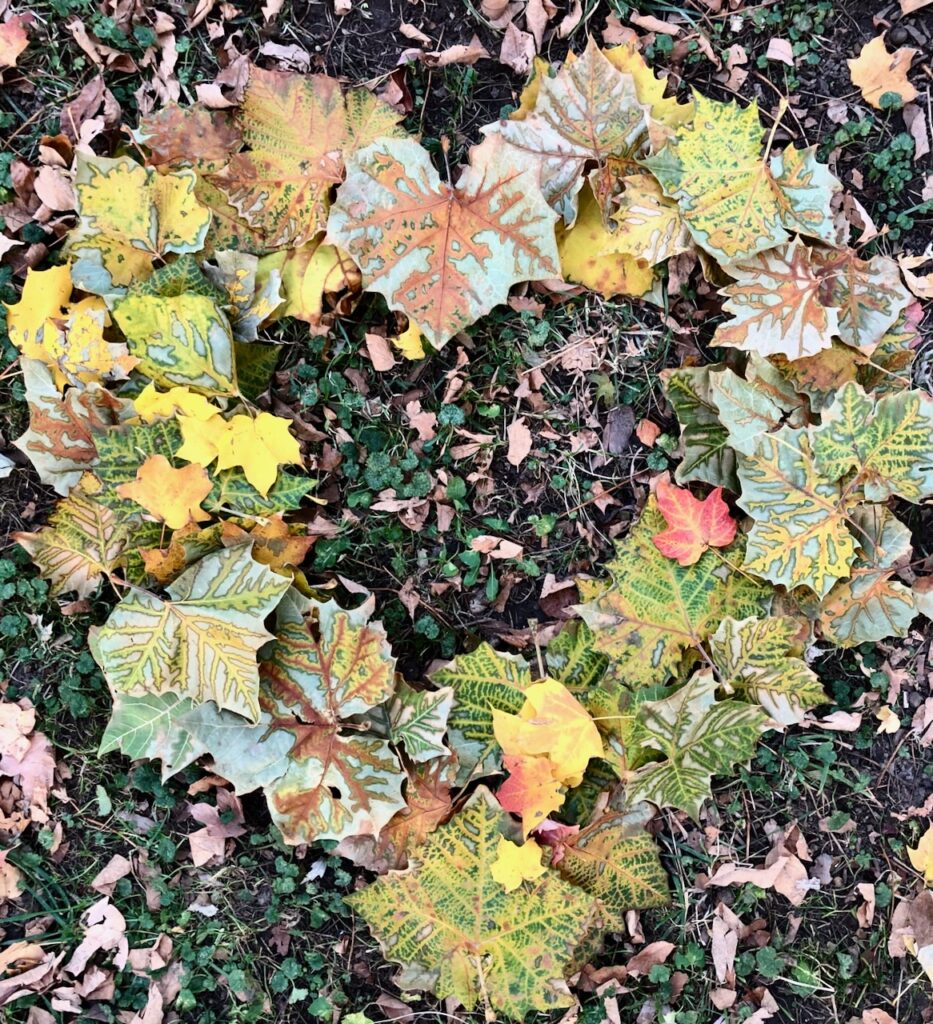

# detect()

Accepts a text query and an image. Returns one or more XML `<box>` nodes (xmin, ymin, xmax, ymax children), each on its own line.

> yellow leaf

<box><xmin>215</xmin><ymin>413</ymin><xmax>303</xmax><ymax>497</ymax></box>
<box><xmin>908</xmin><ymin>825</ymin><xmax>933</xmax><ymax>885</ymax></box>
<box><xmin>557</xmin><ymin>184</ymin><xmax>654</xmax><ymax>298</ymax></box>
<box><xmin>492</xmin><ymin>678</ymin><xmax>602</xmax><ymax>787</ymax></box>
<box><xmin>509</xmin><ymin>56</ymin><xmax>550</xmax><ymax>121</ymax></box>
<box><xmin>115</xmin><ymin>455</ymin><xmax>212</xmax><ymax>531</ymax></box>
<box><xmin>258</xmin><ymin>236</ymin><xmax>360</xmax><ymax>325</ymax></box>
<box><xmin>602</xmin><ymin>42</ymin><xmax>694</xmax><ymax>146</ymax></box>
<box><xmin>176</xmin><ymin>413</ymin><xmax>229</xmax><ymax>468</ymax></box>
<box><xmin>490</xmin><ymin>836</ymin><xmax>547</xmax><ymax>892</ymax></box>
<box><xmin>5</xmin><ymin>265</ymin><xmax>72</xmax><ymax>355</ymax></box>
<box><xmin>847</xmin><ymin>34</ymin><xmax>918</xmax><ymax>109</ymax></box>
<box><xmin>135</xmin><ymin>384</ymin><xmax>221</xmax><ymax>424</ymax></box>
<box><xmin>392</xmin><ymin>321</ymin><xmax>425</xmax><ymax>360</ymax></box>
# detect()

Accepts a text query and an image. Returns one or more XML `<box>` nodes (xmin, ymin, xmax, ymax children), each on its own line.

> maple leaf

<box><xmin>577</xmin><ymin>498</ymin><xmax>767</xmax><ymax>688</ymax></box>
<box><xmin>557</xmin><ymin>183</ymin><xmax>655</xmax><ymax>297</ymax></box>
<box><xmin>709</xmin><ymin>616</ymin><xmax>826</xmax><ymax>727</ymax></box>
<box><xmin>818</xmin><ymin>506</ymin><xmax>918</xmax><ymax>648</ymax></box>
<box><xmin>627</xmin><ymin>670</ymin><xmax>769</xmax><ymax>818</ymax></box>
<box><xmin>349</xmin><ymin>787</ymin><xmax>599</xmax><ymax>1017</ymax></box>
<box><xmin>644</xmin><ymin>94</ymin><xmax>839</xmax><ymax>262</ymax></box>
<box><xmin>661</xmin><ymin>366</ymin><xmax>737</xmax><ymax>490</ymax></box>
<box><xmin>497</xmin><ymin>754</ymin><xmax>566</xmax><ymax>836</ymax></box>
<box><xmin>116</xmin><ymin>455</ymin><xmax>213</xmax><ymax>531</ymax></box>
<box><xmin>327</xmin><ymin>134</ymin><xmax>560</xmax><ymax>349</ymax></box>
<box><xmin>98</xmin><ymin>692</ymin><xmax>207</xmax><ymax>781</ymax></box>
<box><xmin>247</xmin><ymin>516</ymin><xmax>313</xmax><ymax>574</ymax></box>
<box><xmin>257</xmin><ymin>236</ymin><xmax>360</xmax><ymax>326</ymax></box>
<box><xmin>389</xmin><ymin>683</ymin><xmax>453</xmax><ymax>764</ymax></box>
<box><xmin>490</xmin><ymin>836</ymin><xmax>548</xmax><ymax>892</ymax></box>
<box><xmin>94</xmin><ymin>545</ymin><xmax>290</xmax><ymax>721</ymax></box>
<box><xmin>15</xmin><ymin>492</ymin><xmax>126</xmax><ymax>598</ymax></box>
<box><xmin>483</xmin><ymin>38</ymin><xmax>647</xmax><ymax>223</ymax></box>
<box><xmin>736</xmin><ymin>426</ymin><xmax>859</xmax><ymax>597</ymax></box>
<box><xmin>603</xmin><ymin>173</ymin><xmax>691</xmax><ymax>266</ymax></box>
<box><xmin>212</xmin><ymin>66</ymin><xmax>404</xmax><ymax>249</ymax></box>
<box><xmin>68</xmin><ymin>154</ymin><xmax>212</xmax><ymax>299</ymax></box>
<box><xmin>811</xmin><ymin>381</ymin><xmax>933</xmax><ymax>503</ymax></box>
<box><xmin>848</xmin><ymin>34</ymin><xmax>918</xmax><ymax>109</ymax></box>
<box><xmin>430</xmin><ymin>643</ymin><xmax>532</xmax><ymax>783</ymax></box>
<box><xmin>907</xmin><ymin>824</ymin><xmax>933</xmax><ymax>885</ymax></box>
<box><xmin>652</xmin><ymin>478</ymin><xmax>737</xmax><ymax>566</ymax></box>
<box><xmin>554</xmin><ymin>808</ymin><xmax>670</xmax><ymax>928</ymax></box>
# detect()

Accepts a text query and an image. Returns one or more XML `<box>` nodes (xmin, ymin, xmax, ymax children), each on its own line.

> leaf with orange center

<box><xmin>327</xmin><ymin>134</ymin><xmax>560</xmax><ymax>349</ymax></box>
<box><xmin>116</xmin><ymin>455</ymin><xmax>213</xmax><ymax>531</ymax></box>
<box><xmin>847</xmin><ymin>34</ymin><xmax>918</xmax><ymax>109</ymax></box>
<box><xmin>247</xmin><ymin>516</ymin><xmax>313</xmax><ymax>574</ymax></box>
<box><xmin>652</xmin><ymin>478</ymin><xmax>737</xmax><ymax>567</ymax></box>
<box><xmin>497</xmin><ymin>754</ymin><xmax>565</xmax><ymax>836</ymax></box>
<box><xmin>492</xmin><ymin>678</ymin><xmax>602</xmax><ymax>787</ymax></box>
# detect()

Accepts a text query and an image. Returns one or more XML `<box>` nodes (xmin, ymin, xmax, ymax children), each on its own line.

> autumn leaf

<box><xmin>389</xmin><ymin>683</ymin><xmax>454</xmax><ymax>764</ymax></box>
<box><xmin>707</xmin><ymin>367</ymin><xmax>787</xmax><ymax>457</ymax></box>
<box><xmin>247</xmin><ymin>516</ymin><xmax>314</xmax><ymax>574</ymax></box>
<box><xmin>0</xmin><ymin>15</ymin><xmax>29</xmax><ymax>67</ymax></box>
<box><xmin>99</xmin><ymin>692</ymin><xmax>207</xmax><ymax>781</ymax></box>
<box><xmin>644</xmin><ymin>94</ymin><xmax>839</xmax><ymax>262</ymax></box>
<box><xmin>848</xmin><ymin>34</ymin><xmax>918</xmax><ymax>109</ymax></box>
<box><xmin>497</xmin><ymin>754</ymin><xmax>566</xmax><ymax>836</ymax></box>
<box><xmin>134</xmin><ymin>384</ymin><xmax>220</xmax><ymax>423</ymax></box>
<box><xmin>94</xmin><ymin>545</ymin><xmax>290</xmax><ymax>721</ymax></box>
<box><xmin>349</xmin><ymin>787</ymin><xmax>599</xmax><ymax>1018</ymax></box>
<box><xmin>603</xmin><ymin>173</ymin><xmax>691</xmax><ymax>266</ymax></box>
<box><xmin>490</xmin><ymin>836</ymin><xmax>547</xmax><ymax>892</ymax></box>
<box><xmin>652</xmin><ymin>478</ymin><xmax>737</xmax><ymax>566</ymax></box>
<box><xmin>661</xmin><ymin>366</ymin><xmax>737</xmax><ymax>490</ymax></box>
<box><xmin>257</xmin><ymin>236</ymin><xmax>360</xmax><ymax>326</ymax></box>
<box><xmin>907</xmin><ymin>824</ymin><xmax>933</xmax><ymax>885</ymax></box>
<box><xmin>327</xmin><ymin>134</ymin><xmax>560</xmax><ymax>348</ymax></box>
<box><xmin>116</xmin><ymin>455</ymin><xmax>213</xmax><ymax>531</ymax></box>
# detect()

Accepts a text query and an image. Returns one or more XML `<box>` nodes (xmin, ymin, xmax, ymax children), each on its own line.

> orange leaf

<box><xmin>248</xmin><ymin>516</ymin><xmax>314</xmax><ymax>573</ymax></box>
<box><xmin>497</xmin><ymin>754</ymin><xmax>565</xmax><ymax>836</ymax></box>
<box><xmin>0</xmin><ymin>16</ymin><xmax>29</xmax><ymax>69</ymax></box>
<box><xmin>652</xmin><ymin>478</ymin><xmax>737</xmax><ymax>566</ymax></box>
<box><xmin>116</xmin><ymin>455</ymin><xmax>212</xmax><ymax>531</ymax></box>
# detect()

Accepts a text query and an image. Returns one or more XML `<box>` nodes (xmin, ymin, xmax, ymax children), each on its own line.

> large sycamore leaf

<box><xmin>95</xmin><ymin>545</ymin><xmax>290</xmax><ymax>721</ymax></box>
<box><xmin>856</xmin><ymin>301</ymin><xmax>921</xmax><ymax>397</ymax></box>
<box><xmin>99</xmin><ymin>692</ymin><xmax>207</xmax><ymax>781</ymax></box>
<box><xmin>644</xmin><ymin>94</ymin><xmax>839</xmax><ymax>262</ymax></box>
<box><xmin>714</xmin><ymin>240</ymin><xmax>838</xmax><ymax>359</ymax></box>
<box><xmin>483</xmin><ymin>38</ymin><xmax>646</xmax><ymax>223</ymax></box>
<box><xmin>811</xmin><ymin>381</ymin><xmax>933</xmax><ymax>503</ymax></box>
<box><xmin>213</xmin><ymin>66</ymin><xmax>404</xmax><ymax>249</ymax></box>
<box><xmin>327</xmin><ymin>135</ymin><xmax>560</xmax><ymax>349</ymax></box>
<box><xmin>818</xmin><ymin>506</ymin><xmax>917</xmax><ymax>647</ymax></box>
<box><xmin>430</xmin><ymin>644</ymin><xmax>531</xmax><ymax>784</ymax></box>
<box><xmin>258</xmin><ymin>598</ymin><xmax>406</xmax><ymax>843</ymax></box>
<box><xmin>736</xmin><ymin>426</ymin><xmax>858</xmax><ymax>597</ymax></box>
<box><xmin>577</xmin><ymin>498</ymin><xmax>767</xmax><ymax>688</ymax></box>
<box><xmin>349</xmin><ymin>787</ymin><xmax>599</xmax><ymax>1018</ymax></box>
<box><xmin>68</xmin><ymin>154</ymin><xmax>212</xmax><ymax>299</ymax></box>
<box><xmin>661</xmin><ymin>365</ymin><xmax>736</xmax><ymax>489</ymax></box>
<box><xmin>707</xmin><ymin>367</ymin><xmax>785</xmax><ymax>457</ymax></box>
<box><xmin>555</xmin><ymin>808</ymin><xmax>670</xmax><ymax>928</ymax></box>
<box><xmin>14</xmin><ymin>358</ymin><xmax>133</xmax><ymax>496</ymax></box>
<box><xmin>627</xmin><ymin>670</ymin><xmax>769</xmax><ymax>818</ymax></box>
<box><xmin>15</xmin><ymin>492</ymin><xmax>126</xmax><ymax>598</ymax></box>
<box><xmin>709</xmin><ymin>616</ymin><xmax>826</xmax><ymax>727</ymax></box>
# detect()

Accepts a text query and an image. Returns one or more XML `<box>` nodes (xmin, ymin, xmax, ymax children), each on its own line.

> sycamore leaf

<box><xmin>213</xmin><ymin>67</ymin><xmax>404</xmax><ymax>249</ymax></box>
<box><xmin>557</xmin><ymin>183</ymin><xmax>655</xmax><ymax>297</ymax></box>
<box><xmin>257</xmin><ymin>236</ymin><xmax>360</xmax><ymax>326</ymax></box>
<box><xmin>349</xmin><ymin>787</ymin><xmax>598</xmax><ymax>1018</ymax></box>
<box><xmin>848</xmin><ymin>34</ymin><xmax>918</xmax><ymax>109</ymax></box>
<box><xmin>709</xmin><ymin>616</ymin><xmax>826</xmax><ymax>727</ymax></box>
<box><xmin>497</xmin><ymin>755</ymin><xmax>566</xmax><ymax>836</ymax></box>
<box><xmin>546</xmin><ymin>620</ymin><xmax>609</xmax><ymax>695</ymax></box>
<box><xmin>714</xmin><ymin>240</ymin><xmax>838</xmax><ymax>359</ymax></box>
<box><xmin>577</xmin><ymin>498</ymin><xmax>767</xmax><ymax>687</ymax></box>
<box><xmin>603</xmin><ymin>173</ymin><xmax>691</xmax><ymax>265</ymax></box>
<box><xmin>429</xmin><ymin>644</ymin><xmax>531</xmax><ymax>784</ymax></box>
<box><xmin>206</xmin><ymin>468</ymin><xmax>315</xmax><ymax>518</ymax></box>
<box><xmin>811</xmin><ymin>381</ymin><xmax>933</xmax><ymax>502</ymax></box>
<box><xmin>14</xmin><ymin>358</ymin><xmax>132</xmax><ymax>496</ymax></box>
<box><xmin>4</xmin><ymin>265</ymin><xmax>72</xmax><ymax>353</ymax></box>
<box><xmin>15</xmin><ymin>493</ymin><xmax>126</xmax><ymax>598</ymax></box>
<box><xmin>652</xmin><ymin>478</ymin><xmax>737</xmax><ymax>566</ymax></box>
<box><xmin>661</xmin><ymin>366</ymin><xmax>737</xmax><ymax>489</ymax></box>
<box><xmin>736</xmin><ymin>426</ymin><xmax>859</xmax><ymax>596</ymax></box>
<box><xmin>327</xmin><ymin>134</ymin><xmax>560</xmax><ymax>349</ymax></box>
<box><xmin>856</xmin><ymin>302</ymin><xmax>921</xmax><ymax>397</ymax></box>
<box><xmin>483</xmin><ymin>38</ymin><xmax>647</xmax><ymax>223</ymax></box>
<box><xmin>139</xmin><ymin>521</ymin><xmax>232</xmax><ymax>586</ymax></box>
<box><xmin>115</xmin><ymin>455</ymin><xmax>213</xmax><ymax>531</ymax></box>
<box><xmin>98</xmin><ymin>692</ymin><xmax>207</xmax><ymax>781</ymax></box>
<box><xmin>707</xmin><ymin>367</ymin><xmax>785</xmax><ymax>457</ymax></box>
<box><xmin>555</xmin><ymin>808</ymin><xmax>670</xmax><ymax>928</ymax></box>
<box><xmin>202</xmin><ymin>250</ymin><xmax>285</xmax><ymax>341</ymax></box>
<box><xmin>135</xmin><ymin>103</ymin><xmax>241</xmax><ymax>167</ymax></box>
<box><xmin>644</xmin><ymin>94</ymin><xmax>839</xmax><ymax>262</ymax></box>
<box><xmin>389</xmin><ymin>683</ymin><xmax>453</xmax><ymax>764</ymax></box>
<box><xmin>492</xmin><ymin>678</ymin><xmax>603</xmax><ymax>787</ymax></box>
<box><xmin>490</xmin><ymin>836</ymin><xmax>547</xmax><ymax>892</ymax></box>
<box><xmin>95</xmin><ymin>545</ymin><xmax>290</xmax><ymax>721</ymax></box>
<box><xmin>818</xmin><ymin>506</ymin><xmax>917</xmax><ymax>647</ymax></box>
<box><xmin>627</xmin><ymin>670</ymin><xmax>769</xmax><ymax>818</ymax></box>
<box><xmin>68</xmin><ymin>154</ymin><xmax>212</xmax><ymax>299</ymax></box>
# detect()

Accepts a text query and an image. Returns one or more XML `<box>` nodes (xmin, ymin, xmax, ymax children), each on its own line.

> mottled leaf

<box><xmin>661</xmin><ymin>366</ymin><xmax>737</xmax><ymax>490</ymax></box>
<box><xmin>99</xmin><ymin>692</ymin><xmax>207</xmax><ymax>781</ymax></box>
<box><xmin>389</xmin><ymin>683</ymin><xmax>453</xmax><ymax>764</ymax></box>
<box><xmin>604</xmin><ymin>173</ymin><xmax>691</xmax><ymax>265</ymax></box>
<box><xmin>707</xmin><ymin>367</ymin><xmax>785</xmax><ymax>457</ymax></box>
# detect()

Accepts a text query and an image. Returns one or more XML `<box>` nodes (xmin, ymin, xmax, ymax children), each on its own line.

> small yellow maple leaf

<box><xmin>847</xmin><ymin>34</ymin><xmax>918</xmax><ymax>109</ymax></box>
<box><xmin>492</xmin><ymin>678</ymin><xmax>603</xmax><ymax>787</ymax></box>
<box><xmin>116</xmin><ymin>455</ymin><xmax>213</xmax><ymax>531</ymax></box>
<box><xmin>908</xmin><ymin>825</ymin><xmax>933</xmax><ymax>885</ymax></box>
<box><xmin>215</xmin><ymin>413</ymin><xmax>303</xmax><ymax>497</ymax></box>
<box><xmin>136</xmin><ymin>384</ymin><xmax>221</xmax><ymax>423</ymax></box>
<box><xmin>176</xmin><ymin>413</ymin><xmax>230</xmax><ymax>470</ymax></box>
<box><xmin>490</xmin><ymin>836</ymin><xmax>547</xmax><ymax>892</ymax></box>
<box><xmin>391</xmin><ymin>321</ymin><xmax>425</xmax><ymax>360</ymax></box>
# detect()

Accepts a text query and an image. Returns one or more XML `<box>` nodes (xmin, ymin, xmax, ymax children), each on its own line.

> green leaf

<box><xmin>206</xmin><ymin>468</ymin><xmax>315</xmax><ymax>517</ymax></box>
<box><xmin>661</xmin><ymin>366</ymin><xmax>736</xmax><ymax>489</ymax></box>
<box><xmin>627</xmin><ymin>670</ymin><xmax>769</xmax><ymax>818</ymax></box>
<box><xmin>99</xmin><ymin>692</ymin><xmax>207</xmax><ymax>780</ymax></box>
<box><xmin>389</xmin><ymin>682</ymin><xmax>454</xmax><ymax>764</ymax></box>
<box><xmin>349</xmin><ymin>787</ymin><xmax>599</xmax><ymax>1018</ymax></box>
<box><xmin>95</xmin><ymin>545</ymin><xmax>290</xmax><ymax>721</ymax></box>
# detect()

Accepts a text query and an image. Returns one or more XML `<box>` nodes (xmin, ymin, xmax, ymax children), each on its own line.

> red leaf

<box><xmin>652</xmin><ymin>478</ymin><xmax>737</xmax><ymax>566</ymax></box>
